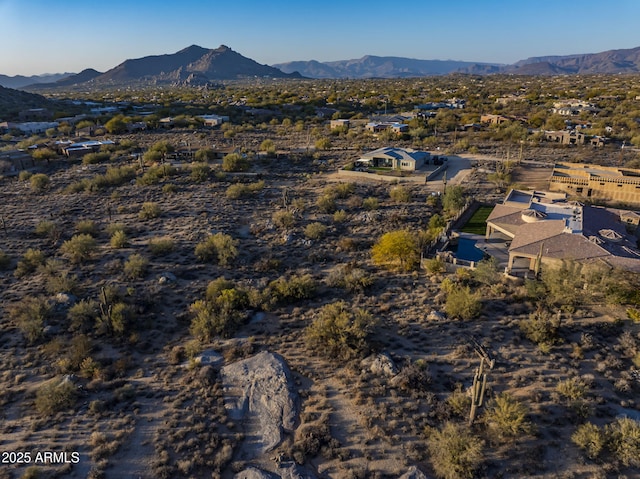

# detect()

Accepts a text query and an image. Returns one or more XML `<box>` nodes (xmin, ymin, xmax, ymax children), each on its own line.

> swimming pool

<box><xmin>455</xmin><ymin>237</ymin><xmax>486</xmax><ymax>262</ymax></box>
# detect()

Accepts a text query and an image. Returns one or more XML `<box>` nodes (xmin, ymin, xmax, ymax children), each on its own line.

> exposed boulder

<box><xmin>222</xmin><ymin>351</ymin><xmax>298</xmax><ymax>457</ymax></box>
<box><xmin>234</xmin><ymin>467</ymin><xmax>280</xmax><ymax>479</ymax></box>
<box><xmin>398</xmin><ymin>466</ymin><xmax>429</xmax><ymax>479</ymax></box>
<box><xmin>362</xmin><ymin>352</ymin><xmax>399</xmax><ymax>377</ymax></box>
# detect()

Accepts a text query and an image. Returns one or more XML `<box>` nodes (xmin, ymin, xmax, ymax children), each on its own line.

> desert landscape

<box><xmin>1</xmin><ymin>47</ymin><xmax>640</xmax><ymax>479</ymax></box>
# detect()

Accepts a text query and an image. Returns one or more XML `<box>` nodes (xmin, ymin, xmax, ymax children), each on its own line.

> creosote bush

<box><xmin>304</xmin><ymin>222</ymin><xmax>327</xmax><ymax>240</ymax></box>
<box><xmin>123</xmin><ymin>253</ymin><xmax>149</xmax><ymax>279</ymax></box>
<box><xmin>272</xmin><ymin>210</ymin><xmax>295</xmax><ymax>229</ymax></box>
<box><xmin>75</xmin><ymin>219</ymin><xmax>99</xmax><ymax>237</ymax></box>
<box><xmin>195</xmin><ymin>233</ymin><xmax>238</xmax><ymax>265</ymax></box>
<box><xmin>138</xmin><ymin>202</ymin><xmax>162</xmax><ymax>220</ymax></box>
<box><xmin>60</xmin><ymin>234</ymin><xmax>97</xmax><ymax>263</ymax></box>
<box><xmin>483</xmin><ymin>393</ymin><xmax>532</xmax><ymax>439</ymax></box>
<box><xmin>15</xmin><ymin>248</ymin><xmax>46</xmax><ymax>277</ymax></box>
<box><xmin>35</xmin><ymin>376</ymin><xmax>77</xmax><ymax>415</ymax></box>
<box><xmin>9</xmin><ymin>296</ymin><xmax>50</xmax><ymax>344</ymax></box>
<box><xmin>110</xmin><ymin>230</ymin><xmax>128</xmax><ymax>249</ymax></box>
<box><xmin>306</xmin><ymin>301</ymin><xmax>377</xmax><ymax>360</ymax></box>
<box><xmin>444</xmin><ymin>286</ymin><xmax>482</xmax><ymax>320</ymax></box>
<box><xmin>148</xmin><ymin>237</ymin><xmax>175</xmax><ymax>256</ymax></box>
<box><xmin>426</xmin><ymin>422</ymin><xmax>484</xmax><ymax>479</ymax></box>
<box><xmin>389</xmin><ymin>185</ymin><xmax>412</xmax><ymax>203</ymax></box>
<box><xmin>29</xmin><ymin>173</ymin><xmax>50</xmax><ymax>192</ymax></box>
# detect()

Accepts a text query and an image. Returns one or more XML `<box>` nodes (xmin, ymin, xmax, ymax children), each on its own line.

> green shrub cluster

<box><xmin>29</xmin><ymin>173</ymin><xmax>50</xmax><ymax>192</ymax></box>
<box><xmin>148</xmin><ymin>237</ymin><xmax>175</xmax><ymax>256</ymax></box>
<box><xmin>138</xmin><ymin>202</ymin><xmax>162</xmax><ymax>219</ymax></box>
<box><xmin>15</xmin><ymin>248</ymin><xmax>46</xmax><ymax>277</ymax></box>
<box><xmin>267</xmin><ymin>274</ymin><xmax>316</xmax><ymax>305</ymax></box>
<box><xmin>226</xmin><ymin>180</ymin><xmax>265</xmax><ymax>199</ymax></box>
<box><xmin>305</xmin><ymin>301</ymin><xmax>377</xmax><ymax>360</ymax></box>
<box><xmin>195</xmin><ymin>233</ymin><xmax>238</xmax><ymax>266</ymax></box>
<box><xmin>572</xmin><ymin>418</ymin><xmax>640</xmax><ymax>467</ymax></box>
<box><xmin>82</xmin><ymin>152</ymin><xmax>111</xmax><ymax>165</ymax></box>
<box><xmin>35</xmin><ymin>376</ymin><xmax>77</xmax><ymax>415</ymax></box>
<box><xmin>190</xmin><ymin>277</ymin><xmax>250</xmax><ymax>341</ymax></box>
<box><xmin>426</xmin><ymin>422</ymin><xmax>484</xmax><ymax>479</ymax></box>
<box><xmin>9</xmin><ymin>296</ymin><xmax>50</xmax><ymax>344</ymax></box>
<box><xmin>445</xmin><ymin>286</ymin><xmax>482</xmax><ymax>320</ymax></box>
<box><xmin>326</xmin><ymin>264</ymin><xmax>373</xmax><ymax>293</ymax></box>
<box><xmin>123</xmin><ymin>253</ymin><xmax>149</xmax><ymax>279</ymax></box>
<box><xmin>59</xmin><ymin>234</ymin><xmax>97</xmax><ymax>263</ymax></box>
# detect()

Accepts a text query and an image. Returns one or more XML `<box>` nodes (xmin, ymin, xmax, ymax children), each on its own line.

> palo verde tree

<box><xmin>371</xmin><ymin>229</ymin><xmax>420</xmax><ymax>271</ymax></box>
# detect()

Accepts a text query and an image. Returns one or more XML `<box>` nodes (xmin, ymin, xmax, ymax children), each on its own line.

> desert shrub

<box><xmin>96</xmin><ymin>301</ymin><xmax>133</xmax><ymax>336</ymax></box>
<box><xmin>110</xmin><ymin>230</ymin><xmax>128</xmax><ymax>248</ymax></box>
<box><xmin>82</xmin><ymin>152</ymin><xmax>110</xmax><ymax>165</ymax></box>
<box><xmin>45</xmin><ymin>270</ymin><xmax>78</xmax><ymax>295</ymax></box>
<box><xmin>137</xmin><ymin>164</ymin><xmax>176</xmax><ymax>185</ymax></box>
<box><xmin>222</xmin><ymin>153</ymin><xmax>249</xmax><ymax>172</ymax></box>
<box><xmin>68</xmin><ymin>299</ymin><xmax>100</xmax><ymax>332</ymax></box>
<box><xmin>190</xmin><ymin>280</ymin><xmax>249</xmax><ymax>341</ymax></box>
<box><xmin>484</xmin><ymin>393</ymin><xmax>532</xmax><ymax>439</ymax></box>
<box><xmin>15</xmin><ymin>248</ymin><xmax>46</xmax><ymax>277</ymax></box>
<box><xmin>627</xmin><ymin>308</ymin><xmax>640</xmax><ymax>323</ymax></box>
<box><xmin>371</xmin><ymin>230</ymin><xmax>420</xmax><ymax>271</ymax></box>
<box><xmin>106</xmin><ymin>222</ymin><xmax>127</xmax><ymax>236</ymax></box>
<box><xmin>35</xmin><ymin>376</ymin><xmax>77</xmax><ymax>415</ymax></box>
<box><xmin>162</xmin><ymin>183</ymin><xmax>177</xmax><ymax>194</ymax></box>
<box><xmin>426</xmin><ymin>422</ymin><xmax>484</xmax><ymax>479</ymax></box>
<box><xmin>316</xmin><ymin>194</ymin><xmax>337</xmax><ymax>214</ymax></box>
<box><xmin>0</xmin><ymin>250</ymin><xmax>10</xmax><ymax>270</ymax></box>
<box><xmin>34</xmin><ymin>220</ymin><xmax>60</xmax><ymax>239</ymax></box>
<box><xmin>519</xmin><ymin>308</ymin><xmax>561</xmax><ymax>348</ymax></box>
<box><xmin>272</xmin><ymin>210</ymin><xmax>295</xmax><ymax>229</ymax></box>
<box><xmin>326</xmin><ymin>264</ymin><xmax>373</xmax><ymax>293</ymax></box>
<box><xmin>473</xmin><ymin>257</ymin><xmax>500</xmax><ymax>286</ymax></box>
<box><xmin>29</xmin><ymin>173</ymin><xmax>50</xmax><ymax>191</ymax></box>
<box><xmin>9</xmin><ymin>296</ymin><xmax>50</xmax><ymax>344</ymax></box>
<box><xmin>395</xmin><ymin>359</ymin><xmax>432</xmax><ymax>392</ymax></box>
<box><xmin>572</xmin><ymin>423</ymin><xmax>605</xmax><ymax>460</ymax></box>
<box><xmin>325</xmin><ymin>182</ymin><xmax>355</xmax><ymax>199</ymax></box>
<box><xmin>75</xmin><ymin>219</ymin><xmax>99</xmax><ymax>237</ymax></box>
<box><xmin>190</xmin><ymin>163</ymin><xmax>211</xmax><ymax>182</ymax></box>
<box><xmin>362</xmin><ymin>197</ymin><xmax>379</xmax><ymax>210</ymax></box>
<box><xmin>194</xmin><ymin>233</ymin><xmax>238</xmax><ymax>266</ymax></box>
<box><xmin>424</xmin><ymin>257</ymin><xmax>446</xmax><ymax>275</ymax></box>
<box><xmin>447</xmin><ymin>386</ymin><xmax>471</xmax><ymax>418</ymax></box>
<box><xmin>556</xmin><ymin>377</ymin><xmax>588</xmax><ymax>402</ymax></box>
<box><xmin>606</xmin><ymin>417</ymin><xmax>640</xmax><ymax>467</ymax></box>
<box><xmin>390</xmin><ymin>185</ymin><xmax>412</xmax><ymax>203</ymax></box>
<box><xmin>226</xmin><ymin>180</ymin><xmax>265</xmax><ymax>199</ymax></box>
<box><xmin>306</xmin><ymin>301</ymin><xmax>377</xmax><ymax>360</ymax></box>
<box><xmin>332</xmin><ymin>209</ymin><xmax>348</xmax><ymax>223</ymax></box>
<box><xmin>138</xmin><ymin>202</ymin><xmax>161</xmax><ymax>220</ymax></box>
<box><xmin>99</xmin><ymin>165</ymin><xmax>136</xmax><ymax>188</ymax></box>
<box><xmin>444</xmin><ymin>286</ymin><xmax>482</xmax><ymax>320</ymax></box>
<box><xmin>267</xmin><ymin>274</ymin><xmax>316</xmax><ymax>305</ymax></box>
<box><xmin>19</xmin><ymin>170</ymin><xmax>33</xmax><ymax>181</ymax></box>
<box><xmin>148</xmin><ymin>237</ymin><xmax>174</xmax><ymax>256</ymax></box>
<box><xmin>60</xmin><ymin>234</ymin><xmax>97</xmax><ymax>263</ymax></box>
<box><xmin>304</xmin><ymin>222</ymin><xmax>327</xmax><ymax>240</ymax></box>
<box><xmin>123</xmin><ymin>254</ymin><xmax>149</xmax><ymax>279</ymax></box>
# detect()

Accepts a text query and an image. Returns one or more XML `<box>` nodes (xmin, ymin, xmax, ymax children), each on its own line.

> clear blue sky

<box><xmin>2</xmin><ymin>0</ymin><xmax>639</xmax><ymax>76</ymax></box>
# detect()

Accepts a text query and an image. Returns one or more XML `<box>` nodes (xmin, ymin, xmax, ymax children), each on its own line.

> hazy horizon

<box><xmin>1</xmin><ymin>0</ymin><xmax>639</xmax><ymax>76</ymax></box>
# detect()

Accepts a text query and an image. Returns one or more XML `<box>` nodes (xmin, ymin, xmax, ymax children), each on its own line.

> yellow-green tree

<box><xmin>371</xmin><ymin>230</ymin><xmax>420</xmax><ymax>271</ymax></box>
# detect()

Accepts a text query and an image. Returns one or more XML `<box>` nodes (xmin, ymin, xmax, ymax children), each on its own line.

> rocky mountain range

<box><xmin>22</xmin><ymin>45</ymin><xmax>301</xmax><ymax>90</ymax></box>
<box><xmin>3</xmin><ymin>44</ymin><xmax>640</xmax><ymax>92</ymax></box>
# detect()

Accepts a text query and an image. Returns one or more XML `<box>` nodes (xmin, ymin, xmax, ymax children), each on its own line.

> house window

<box><xmin>576</xmin><ymin>187</ymin><xmax>583</xmax><ymax>194</ymax></box>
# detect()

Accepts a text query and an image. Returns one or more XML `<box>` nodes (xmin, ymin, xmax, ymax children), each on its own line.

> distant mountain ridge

<box><xmin>5</xmin><ymin>44</ymin><xmax>640</xmax><ymax>91</ymax></box>
<box><xmin>274</xmin><ymin>56</ymin><xmax>497</xmax><ymax>78</ymax></box>
<box><xmin>0</xmin><ymin>73</ymin><xmax>74</xmax><ymax>89</ymax></box>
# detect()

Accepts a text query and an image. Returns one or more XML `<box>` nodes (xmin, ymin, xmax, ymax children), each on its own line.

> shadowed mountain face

<box><xmin>87</xmin><ymin>45</ymin><xmax>302</xmax><ymax>85</ymax></box>
<box><xmin>0</xmin><ymin>85</ymin><xmax>51</xmax><ymax>116</ymax></box>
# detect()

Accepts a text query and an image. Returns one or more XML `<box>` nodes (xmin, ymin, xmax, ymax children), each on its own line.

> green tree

<box><xmin>104</xmin><ymin>114</ymin><xmax>128</xmax><ymax>134</ymax></box>
<box><xmin>371</xmin><ymin>230</ymin><xmax>420</xmax><ymax>271</ymax></box>
<box><xmin>31</xmin><ymin>148</ymin><xmax>57</xmax><ymax>164</ymax></box>
<box><xmin>442</xmin><ymin>186</ymin><xmax>466</xmax><ymax>215</ymax></box>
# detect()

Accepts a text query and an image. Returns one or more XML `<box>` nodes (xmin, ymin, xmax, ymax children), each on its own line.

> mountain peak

<box><xmin>177</xmin><ymin>45</ymin><xmax>208</xmax><ymax>55</ymax></box>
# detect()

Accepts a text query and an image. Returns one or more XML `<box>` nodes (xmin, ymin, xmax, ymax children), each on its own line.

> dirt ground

<box><xmin>0</xmin><ymin>131</ymin><xmax>639</xmax><ymax>479</ymax></box>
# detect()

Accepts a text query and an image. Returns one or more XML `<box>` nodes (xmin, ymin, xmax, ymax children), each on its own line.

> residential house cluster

<box><xmin>486</xmin><ymin>189</ymin><xmax>640</xmax><ymax>273</ymax></box>
<box><xmin>354</xmin><ymin>147</ymin><xmax>429</xmax><ymax>171</ymax></box>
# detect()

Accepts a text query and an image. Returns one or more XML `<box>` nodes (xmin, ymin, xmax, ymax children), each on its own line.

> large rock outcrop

<box><xmin>222</xmin><ymin>351</ymin><xmax>298</xmax><ymax>457</ymax></box>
